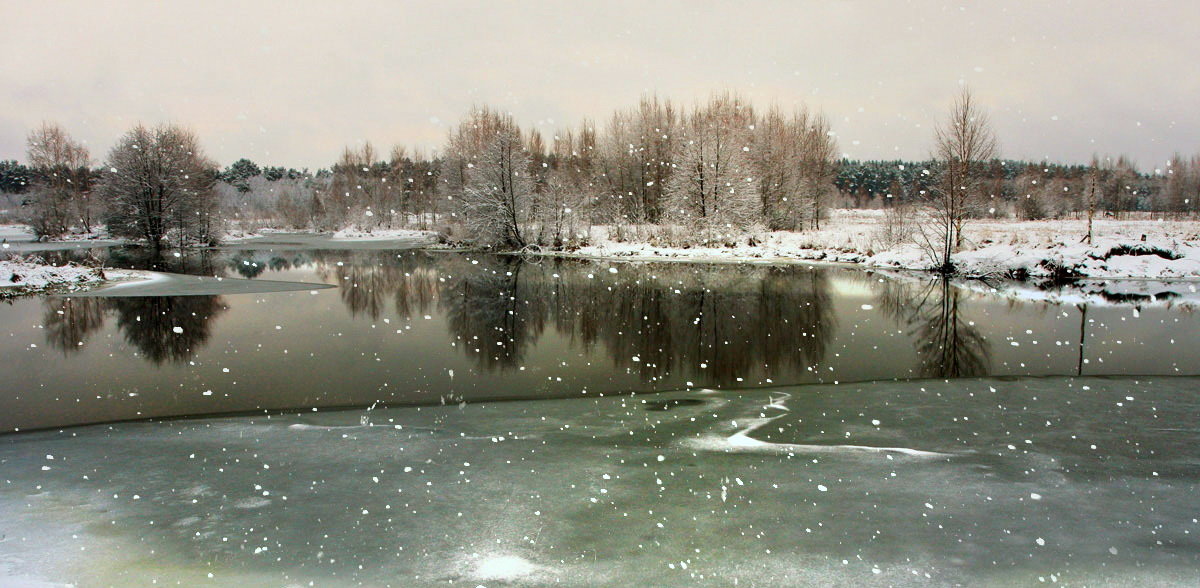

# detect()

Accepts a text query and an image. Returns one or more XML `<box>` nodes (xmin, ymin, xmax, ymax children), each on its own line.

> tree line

<box><xmin>3</xmin><ymin>90</ymin><xmax>1197</xmax><ymax>264</ymax></box>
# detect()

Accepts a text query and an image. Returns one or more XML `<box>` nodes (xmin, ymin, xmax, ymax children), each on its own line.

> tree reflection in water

<box><xmin>42</xmin><ymin>296</ymin><xmax>107</xmax><ymax>355</ymax></box>
<box><xmin>876</xmin><ymin>277</ymin><xmax>991</xmax><ymax>378</ymax></box>
<box><xmin>443</xmin><ymin>258</ymin><xmax>548</xmax><ymax>369</ymax></box>
<box><xmin>41</xmin><ymin>249</ymin><xmax>233</xmax><ymax>365</ymax></box>
<box><xmin>312</xmin><ymin>251</ymin><xmax>837</xmax><ymax>386</ymax></box>
<box><xmin>108</xmin><ymin>296</ymin><xmax>228</xmax><ymax>364</ymax></box>
<box><xmin>44</xmin><ymin>249</ymin><xmax>839</xmax><ymax>382</ymax></box>
<box><xmin>538</xmin><ymin>263</ymin><xmax>835</xmax><ymax>386</ymax></box>
<box><xmin>44</xmin><ymin>295</ymin><xmax>228</xmax><ymax>365</ymax></box>
<box><xmin>313</xmin><ymin>251</ymin><xmax>443</xmax><ymax>320</ymax></box>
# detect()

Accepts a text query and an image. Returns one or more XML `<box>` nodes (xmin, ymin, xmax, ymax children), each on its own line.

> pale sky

<box><xmin>2</xmin><ymin>0</ymin><xmax>1197</xmax><ymax>170</ymax></box>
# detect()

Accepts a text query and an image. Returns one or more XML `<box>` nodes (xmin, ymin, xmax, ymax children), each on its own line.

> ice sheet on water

<box><xmin>70</xmin><ymin>271</ymin><xmax>335</xmax><ymax>297</ymax></box>
<box><xmin>2</xmin><ymin>376</ymin><xmax>1200</xmax><ymax>586</ymax></box>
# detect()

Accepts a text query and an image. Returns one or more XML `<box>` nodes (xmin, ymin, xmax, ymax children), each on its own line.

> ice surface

<box><xmin>2</xmin><ymin>376</ymin><xmax>1199</xmax><ymax>586</ymax></box>
<box><xmin>69</xmin><ymin>271</ymin><xmax>334</xmax><ymax>297</ymax></box>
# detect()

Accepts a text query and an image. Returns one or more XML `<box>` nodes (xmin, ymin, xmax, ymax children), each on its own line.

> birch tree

<box><xmin>924</xmin><ymin>88</ymin><xmax>998</xmax><ymax>273</ymax></box>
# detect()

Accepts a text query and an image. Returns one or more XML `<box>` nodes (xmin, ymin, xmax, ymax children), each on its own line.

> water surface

<box><xmin>2</xmin><ymin>244</ymin><xmax>1199</xmax><ymax>586</ymax></box>
<box><xmin>1</xmin><ymin>246</ymin><xmax>1196</xmax><ymax>431</ymax></box>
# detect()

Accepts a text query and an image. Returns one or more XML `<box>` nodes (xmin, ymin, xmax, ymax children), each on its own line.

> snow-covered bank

<box><xmin>0</xmin><ymin>259</ymin><xmax>135</xmax><ymax>297</ymax></box>
<box><xmin>544</xmin><ymin>211</ymin><xmax>1200</xmax><ymax>280</ymax></box>
<box><xmin>222</xmin><ymin>226</ymin><xmax>438</xmax><ymax>245</ymax></box>
<box><xmin>0</xmin><ymin>223</ymin><xmax>122</xmax><ymax>253</ymax></box>
<box><xmin>330</xmin><ymin>227</ymin><xmax>439</xmax><ymax>241</ymax></box>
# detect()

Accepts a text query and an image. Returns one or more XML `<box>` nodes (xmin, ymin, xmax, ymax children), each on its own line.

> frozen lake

<box><xmin>2</xmin><ymin>244</ymin><xmax>1199</xmax><ymax>585</ymax></box>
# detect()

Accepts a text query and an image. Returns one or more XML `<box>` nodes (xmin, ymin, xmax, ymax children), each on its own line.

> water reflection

<box><xmin>105</xmin><ymin>247</ymin><xmax>224</xmax><ymax>275</ymax></box>
<box><xmin>109</xmin><ymin>296</ymin><xmax>228</xmax><ymax>364</ymax></box>
<box><xmin>42</xmin><ymin>248</ymin><xmax>1183</xmax><ymax>385</ymax></box>
<box><xmin>42</xmin><ymin>297</ymin><xmax>106</xmax><ymax>355</ymax></box>
<box><xmin>534</xmin><ymin>263</ymin><xmax>835</xmax><ymax>385</ymax></box>
<box><xmin>11</xmin><ymin>246</ymin><xmax>1199</xmax><ymax>431</ymax></box>
<box><xmin>876</xmin><ymin>277</ymin><xmax>991</xmax><ymax>378</ymax></box>
<box><xmin>443</xmin><ymin>258</ymin><xmax>548</xmax><ymax>369</ymax></box>
<box><xmin>44</xmin><ymin>295</ymin><xmax>228</xmax><ymax>365</ymax></box>
<box><xmin>307</xmin><ymin>252</ymin><xmax>837</xmax><ymax>385</ymax></box>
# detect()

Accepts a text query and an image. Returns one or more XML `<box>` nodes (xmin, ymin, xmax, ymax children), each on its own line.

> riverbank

<box><xmin>0</xmin><ymin>259</ymin><xmax>135</xmax><ymax>298</ymax></box>
<box><xmin>223</xmin><ymin>225</ymin><xmax>438</xmax><ymax>243</ymax></box>
<box><xmin>533</xmin><ymin>211</ymin><xmax>1200</xmax><ymax>281</ymax></box>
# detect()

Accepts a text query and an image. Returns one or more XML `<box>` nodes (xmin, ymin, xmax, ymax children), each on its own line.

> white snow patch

<box><xmin>330</xmin><ymin>227</ymin><xmax>438</xmax><ymax>242</ymax></box>
<box><xmin>0</xmin><ymin>259</ymin><xmax>133</xmax><ymax>295</ymax></box>
<box><xmin>472</xmin><ymin>554</ymin><xmax>545</xmax><ymax>581</ymax></box>
<box><xmin>528</xmin><ymin>211</ymin><xmax>1200</xmax><ymax>281</ymax></box>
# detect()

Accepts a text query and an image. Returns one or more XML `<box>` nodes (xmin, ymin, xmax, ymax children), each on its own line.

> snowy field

<box><xmin>556</xmin><ymin>211</ymin><xmax>1200</xmax><ymax>280</ymax></box>
<box><xmin>1</xmin><ymin>376</ymin><xmax>1197</xmax><ymax>586</ymax></box>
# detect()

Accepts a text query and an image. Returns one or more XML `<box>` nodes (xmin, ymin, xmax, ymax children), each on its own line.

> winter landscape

<box><xmin>3</xmin><ymin>2</ymin><xmax>1200</xmax><ymax>586</ymax></box>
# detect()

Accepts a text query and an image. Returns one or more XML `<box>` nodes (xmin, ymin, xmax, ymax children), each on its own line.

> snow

<box><xmin>221</xmin><ymin>222</ymin><xmax>437</xmax><ymax>244</ymax></box>
<box><xmin>0</xmin><ymin>224</ymin><xmax>31</xmax><ymax>242</ymax></box>
<box><xmin>0</xmin><ymin>224</ymin><xmax>122</xmax><ymax>250</ymax></box>
<box><xmin>222</xmin><ymin>229</ymin><xmax>438</xmax><ymax>250</ymax></box>
<box><xmin>330</xmin><ymin>227</ymin><xmax>439</xmax><ymax>242</ymax></box>
<box><xmin>471</xmin><ymin>554</ymin><xmax>548</xmax><ymax>581</ymax></box>
<box><xmin>0</xmin><ymin>259</ymin><xmax>132</xmax><ymax>296</ymax></box>
<box><xmin>545</xmin><ymin>211</ymin><xmax>1200</xmax><ymax>280</ymax></box>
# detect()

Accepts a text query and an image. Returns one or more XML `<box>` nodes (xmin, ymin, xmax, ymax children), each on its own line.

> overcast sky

<box><xmin>2</xmin><ymin>1</ymin><xmax>1197</xmax><ymax>170</ymax></box>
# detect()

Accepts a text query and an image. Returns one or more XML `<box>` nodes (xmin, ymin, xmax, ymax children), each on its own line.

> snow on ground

<box><xmin>220</xmin><ymin>226</ymin><xmax>310</xmax><ymax>242</ymax></box>
<box><xmin>222</xmin><ymin>225</ymin><xmax>438</xmax><ymax>243</ymax></box>
<box><xmin>73</xmin><ymin>271</ymin><xmax>335</xmax><ymax>297</ymax></box>
<box><xmin>553</xmin><ymin>210</ymin><xmax>1200</xmax><ymax>280</ymax></box>
<box><xmin>330</xmin><ymin>226</ymin><xmax>438</xmax><ymax>241</ymax></box>
<box><xmin>0</xmin><ymin>223</ymin><xmax>31</xmax><ymax>242</ymax></box>
<box><xmin>0</xmin><ymin>223</ymin><xmax>114</xmax><ymax>243</ymax></box>
<box><xmin>0</xmin><ymin>259</ymin><xmax>135</xmax><ymax>296</ymax></box>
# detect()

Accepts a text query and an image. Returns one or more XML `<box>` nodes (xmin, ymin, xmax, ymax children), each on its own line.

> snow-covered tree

<box><xmin>753</xmin><ymin>107</ymin><xmax>837</xmax><ymax>230</ymax></box>
<box><xmin>444</xmin><ymin>108</ymin><xmax>535</xmax><ymax>248</ymax></box>
<box><xmin>463</xmin><ymin>127</ymin><xmax>533</xmax><ymax>248</ymax></box>
<box><xmin>595</xmin><ymin>95</ymin><xmax>679</xmax><ymax>223</ymax></box>
<box><xmin>662</xmin><ymin>94</ymin><xmax>760</xmax><ymax>239</ymax></box>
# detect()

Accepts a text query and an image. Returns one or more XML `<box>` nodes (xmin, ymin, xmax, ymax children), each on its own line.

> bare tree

<box><xmin>99</xmin><ymin>124</ymin><xmax>220</xmax><ymax>250</ymax></box>
<box><xmin>533</xmin><ymin>127</ymin><xmax>594</xmax><ymax>248</ymax></box>
<box><xmin>24</xmin><ymin>122</ymin><xmax>92</xmax><ymax>238</ymax></box>
<box><xmin>319</xmin><ymin>142</ymin><xmax>384</xmax><ymax>230</ymax></box>
<box><xmin>445</xmin><ymin>108</ymin><xmax>534</xmax><ymax>248</ymax></box>
<box><xmin>798</xmin><ymin>112</ymin><xmax>838</xmax><ymax>229</ymax></box>
<box><xmin>595</xmin><ymin>95</ymin><xmax>679</xmax><ymax>225</ymax></box>
<box><xmin>663</xmin><ymin>93</ymin><xmax>760</xmax><ymax>241</ymax></box>
<box><xmin>1083</xmin><ymin>157</ymin><xmax>1100</xmax><ymax>244</ymax></box>
<box><xmin>1164</xmin><ymin>153</ymin><xmax>1199</xmax><ymax>219</ymax></box>
<box><xmin>754</xmin><ymin>106</ymin><xmax>807</xmax><ymax>230</ymax></box>
<box><xmin>923</xmin><ymin>88</ymin><xmax>998</xmax><ymax>273</ymax></box>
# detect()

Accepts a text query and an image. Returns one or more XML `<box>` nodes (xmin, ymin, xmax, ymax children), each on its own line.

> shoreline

<box><xmin>4</xmin><ymin>213</ymin><xmax>1199</xmax><ymax>299</ymax></box>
